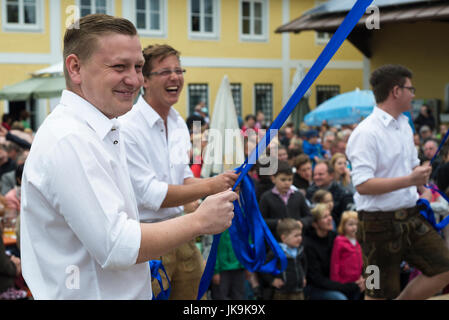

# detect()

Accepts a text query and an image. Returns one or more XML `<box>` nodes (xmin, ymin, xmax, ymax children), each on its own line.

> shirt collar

<box><xmin>272</xmin><ymin>186</ymin><xmax>294</xmax><ymax>197</ymax></box>
<box><xmin>60</xmin><ymin>90</ymin><xmax>117</xmax><ymax>141</ymax></box>
<box><xmin>136</xmin><ymin>95</ymin><xmax>180</xmax><ymax>128</ymax></box>
<box><xmin>373</xmin><ymin>106</ymin><xmax>408</xmax><ymax>128</ymax></box>
<box><xmin>279</xmin><ymin>243</ymin><xmax>299</xmax><ymax>258</ymax></box>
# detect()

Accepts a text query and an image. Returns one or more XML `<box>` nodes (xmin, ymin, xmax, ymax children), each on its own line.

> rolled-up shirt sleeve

<box><xmin>347</xmin><ymin>129</ymin><xmax>378</xmax><ymax>188</ymax></box>
<box><xmin>47</xmin><ymin>135</ymin><xmax>141</xmax><ymax>270</ymax></box>
<box><xmin>121</xmin><ymin>132</ymin><xmax>168</xmax><ymax>212</ymax></box>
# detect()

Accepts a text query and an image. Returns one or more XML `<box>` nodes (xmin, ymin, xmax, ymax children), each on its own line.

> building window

<box><xmin>255</xmin><ymin>83</ymin><xmax>272</xmax><ymax>122</ymax></box>
<box><xmin>188</xmin><ymin>84</ymin><xmax>209</xmax><ymax>115</ymax></box>
<box><xmin>134</xmin><ymin>0</ymin><xmax>166</xmax><ymax>37</ymax></box>
<box><xmin>3</xmin><ymin>0</ymin><xmax>42</xmax><ymax>31</ymax></box>
<box><xmin>231</xmin><ymin>83</ymin><xmax>242</xmax><ymax>117</ymax></box>
<box><xmin>240</xmin><ymin>0</ymin><xmax>268</xmax><ymax>41</ymax></box>
<box><xmin>78</xmin><ymin>0</ymin><xmax>112</xmax><ymax>17</ymax></box>
<box><xmin>316</xmin><ymin>85</ymin><xmax>340</xmax><ymax>106</ymax></box>
<box><xmin>316</xmin><ymin>30</ymin><xmax>332</xmax><ymax>44</ymax></box>
<box><xmin>315</xmin><ymin>1</ymin><xmax>332</xmax><ymax>44</ymax></box>
<box><xmin>188</xmin><ymin>0</ymin><xmax>219</xmax><ymax>40</ymax></box>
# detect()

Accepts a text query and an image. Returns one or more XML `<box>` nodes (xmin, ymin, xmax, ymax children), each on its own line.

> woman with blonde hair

<box><xmin>304</xmin><ymin>204</ymin><xmax>361</xmax><ymax>300</ymax></box>
<box><xmin>330</xmin><ymin>153</ymin><xmax>354</xmax><ymax>192</ymax></box>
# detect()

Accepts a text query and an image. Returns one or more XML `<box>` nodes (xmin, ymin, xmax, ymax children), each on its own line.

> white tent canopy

<box><xmin>32</xmin><ymin>62</ymin><xmax>63</xmax><ymax>77</ymax></box>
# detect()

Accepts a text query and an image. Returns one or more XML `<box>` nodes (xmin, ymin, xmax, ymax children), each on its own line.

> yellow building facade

<box><xmin>370</xmin><ymin>21</ymin><xmax>449</xmax><ymax>107</ymax></box>
<box><xmin>0</xmin><ymin>0</ymin><xmax>364</xmax><ymax>129</ymax></box>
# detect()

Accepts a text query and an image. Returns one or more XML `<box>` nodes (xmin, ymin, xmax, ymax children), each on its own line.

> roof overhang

<box><xmin>276</xmin><ymin>0</ymin><xmax>449</xmax><ymax>57</ymax></box>
<box><xmin>0</xmin><ymin>76</ymin><xmax>65</xmax><ymax>101</ymax></box>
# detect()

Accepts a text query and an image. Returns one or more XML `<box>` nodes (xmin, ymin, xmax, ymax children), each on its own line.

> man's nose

<box><xmin>125</xmin><ymin>69</ymin><xmax>144</xmax><ymax>87</ymax></box>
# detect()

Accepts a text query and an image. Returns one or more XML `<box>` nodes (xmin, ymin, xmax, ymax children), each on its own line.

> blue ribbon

<box><xmin>149</xmin><ymin>260</ymin><xmax>171</xmax><ymax>300</ymax></box>
<box><xmin>196</xmin><ymin>0</ymin><xmax>375</xmax><ymax>300</ymax></box>
<box><xmin>418</xmin><ymin>198</ymin><xmax>449</xmax><ymax>232</ymax></box>
<box><xmin>229</xmin><ymin>172</ymin><xmax>287</xmax><ymax>274</ymax></box>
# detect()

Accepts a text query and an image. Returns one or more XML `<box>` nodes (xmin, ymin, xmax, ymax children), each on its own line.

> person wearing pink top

<box><xmin>330</xmin><ymin>211</ymin><xmax>365</xmax><ymax>299</ymax></box>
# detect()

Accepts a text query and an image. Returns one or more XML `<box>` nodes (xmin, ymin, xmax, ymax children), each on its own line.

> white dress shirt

<box><xmin>119</xmin><ymin>96</ymin><xmax>193</xmax><ymax>222</ymax></box>
<box><xmin>346</xmin><ymin>107</ymin><xmax>420</xmax><ymax>212</ymax></box>
<box><xmin>20</xmin><ymin>90</ymin><xmax>151</xmax><ymax>300</ymax></box>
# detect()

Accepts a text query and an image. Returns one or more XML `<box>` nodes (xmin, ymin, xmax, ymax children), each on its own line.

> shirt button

<box><xmin>113</xmin><ymin>140</ymin><xmax>118</xmax><ymax>145</ymax></box>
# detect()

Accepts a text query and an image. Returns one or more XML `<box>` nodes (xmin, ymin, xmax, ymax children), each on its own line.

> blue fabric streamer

<box><xmin>420</xmin><ymin>126</ymin><xmax>449</xmax><ymax>231</ymax></box>
<box><xmin>149</xmin><ymin>260</ymin><xmax>171</xmax><ymax>300</ymax></box>
<box><xmin>418</xmin><ymin>198</ymin><xmax>449</xmax><ymax>232</ymax></box>
<box><xmin>196</xmin><ymin>0</ymin><xmax>375</xmax><ymax>300</ymax></box>
<box><xmin>228</xmin><ymin>173</ymin><xmax>287</xmax><ymax>274</ymax></box>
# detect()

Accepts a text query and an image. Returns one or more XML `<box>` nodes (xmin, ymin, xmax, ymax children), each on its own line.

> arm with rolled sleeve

<box><xmin>48</xmin><ymin>135</ymin><xmax>141</xmax><ymax>270</ymax></box>
<box><xmin>347</xmin><ymin>128</ymin><xmax>378</xmax><ymax>190</ymax></box>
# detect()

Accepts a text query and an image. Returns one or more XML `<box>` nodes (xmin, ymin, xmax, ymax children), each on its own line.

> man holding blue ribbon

<box><xmin>347</xmin><ymin>64</ymin><xmax>449</xmax><ymax>300</ymax></box>
<box><xmin>20</xmin><ymin>14</ymin><xmax>237</xmax><ymax>299</ymax></box>
<box><xmin>120</xmin><ymin>44</ymin><xmax>238</xmax><ymax>300</ymax></box>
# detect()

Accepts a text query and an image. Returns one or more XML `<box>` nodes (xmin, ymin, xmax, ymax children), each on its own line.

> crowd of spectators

<box><xmin>1</xmin><ymin>102</ymin><xmax>449</xmax><ymax>300</ymax></box>
<box><xmin>188</xmin><ymin>105</ymin><xmax>449</xmax><ymax>300</ymax></box>
<box><xmin>0</xmin><ymin>112</ymin><xmax>33</xmax><ymax>300</ymax></box>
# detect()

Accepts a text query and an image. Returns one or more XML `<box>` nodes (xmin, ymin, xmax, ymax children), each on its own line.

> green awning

<box><xmin>0</xmin><ymin>76</ymin><xmax>66</xmax><ymax>101</ymax></box>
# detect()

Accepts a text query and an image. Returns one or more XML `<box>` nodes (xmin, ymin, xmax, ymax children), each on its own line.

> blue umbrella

<box><xmin>304</xmin><ymin>88</ymin><xmax>375</xmax><ymax>126</ymax></box>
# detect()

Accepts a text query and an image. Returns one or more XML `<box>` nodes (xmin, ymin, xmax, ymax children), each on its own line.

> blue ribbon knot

<box><xmin>149</xmin><ymin>260</ymin><xmax>171</xmax><ymax>300</ymax></box>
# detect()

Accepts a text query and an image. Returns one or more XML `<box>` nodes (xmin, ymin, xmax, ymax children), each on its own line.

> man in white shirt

<box><xmin>20</xmin><ymin>14</ymin><xmax>237</xmax><ymax>300</ymax></box>
<box><xmin>120</xmin><ymin>44</ymin><xmax>238</xmax><ymax>299</ymax></box>
<box><xmin>347</xmin><ymin>64</ymin><xmax>449</xmax><ymax>300</ymax></box>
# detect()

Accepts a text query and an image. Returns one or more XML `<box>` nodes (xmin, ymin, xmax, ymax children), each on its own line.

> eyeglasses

<box><xmin>400</xmin><ymin>86</ymin><xmax>416</xmax><ymax>94</ymax></box>
<box><xmin>149</xmin><ymin>68</ymin><xmax>186</xmax><ymax>77</ymax></box>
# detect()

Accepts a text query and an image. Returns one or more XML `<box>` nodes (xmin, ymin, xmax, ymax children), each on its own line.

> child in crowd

<box><xmin>330</xmin><ymin>211</ymin><xmax>364</xmax><ymax>300</ymax></box>
<box><xmin>259</xmin><ymin>160</ymin><xmax>312</xmax><ymax>237</ymax></box>
<box><xmin>292</xmin><ymin>154</ymin><xmax>313</xmax><ymax>196</ymax></box>
<box><xmin>312</xmin><ymin>189</ymin><xmax>334</xmax><ymax>213</ymax></box>
<box><xmin>260</xmin><ymin>218</ymin><xmax>307</xmax><ymax>300</ymax></box>
<box><xmin>302</xmin><ymin>130</ymin><xmax>325</xmax><ymax>167</ymax></box>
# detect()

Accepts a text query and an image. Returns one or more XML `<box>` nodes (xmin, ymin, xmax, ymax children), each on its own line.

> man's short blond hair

<box><xmin>63</xmin><ymin>14</ymin><xmax>137</xmax><ymax>86</ymax></box>
<box><xmin>142</xmin><ymin>44</ymin><xmax>181</xmax><ymax>77</ymax></box>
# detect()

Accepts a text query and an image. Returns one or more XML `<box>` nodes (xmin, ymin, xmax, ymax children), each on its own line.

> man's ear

<box><xmin>143</xmin><ymin>76</ymin><xmax>151</xmax><ymax>91</ymax></box>
<box><xmin>270</xmin><ymin>175</ymin><xmax>276</xmax><ymax>183</ymax></box>
<box><xmin>392</xmin><ymin>85</ymin><xmax>401</xmax><ymax>99</ymax></box>
<box><xmin>65</xmin><ymin>54</ymin><xmax>82</xmax><ymax>85</ymax></box>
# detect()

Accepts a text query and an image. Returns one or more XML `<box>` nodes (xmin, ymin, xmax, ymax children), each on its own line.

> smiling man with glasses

<box><xmin>119</xmin><ymin>44</ymin><xmax>238</xmax><ymax>299</ymax></box>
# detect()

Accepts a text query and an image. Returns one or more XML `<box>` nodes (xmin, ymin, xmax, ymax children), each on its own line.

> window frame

<box><xmin>2</xmin><ymin>0</ymin><xmax>44</xmax><ymax>32</ymax></box>
<box><xmin>314</xmin><ymin>1</ymin><xmax>332</xmax><ymax>45</ymax></box>
<box><xmin>76</xmin><ymin>0</ymin><xmax>114</xmax><ymax>17</ymax></box>
<box><xmin>187</xmin><ymin>83</ymin><xmax>209</xmax><ymax>116</ymax></box>
<box><xmin>230</xmin><ymin>83</ymin><xmax>242</xmax><ymax>117</ymax></box>
<box><xmin>239</xmin><ymin>0</ymin><xmax>268</xmax><ymax>42</ymax></box>
<box><xmin>187</xmin><ymin>0</ymin><xmax>220</xmax><ymax>40</ymax></box>
<box><xmin>254</xmin><ymin>83</ymin><xmax>273</xmax><ymax>122</ymax></box>
<box><xmin>133</xmin><ymin>0</ymin><xmax>167</xmax><ymax>38</ymax></box>
<box><xmin>316</xmin><ymin>85</ymin><xmax>340</xmax><ymax>106</ymax></box>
